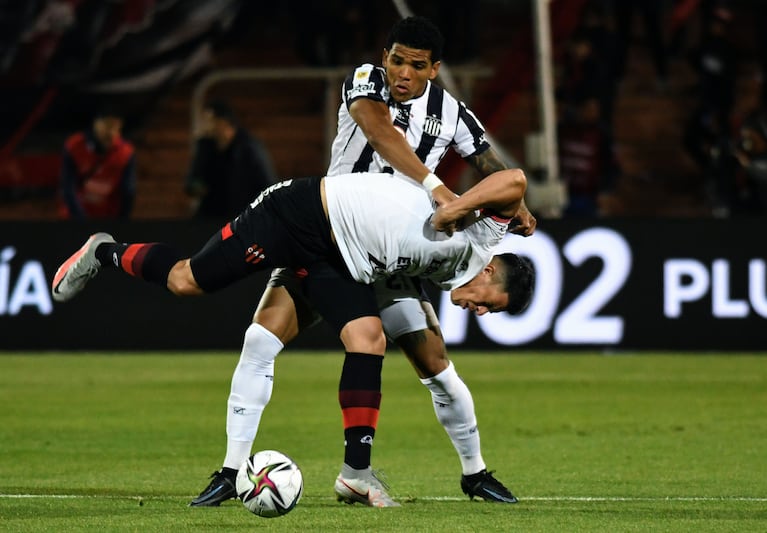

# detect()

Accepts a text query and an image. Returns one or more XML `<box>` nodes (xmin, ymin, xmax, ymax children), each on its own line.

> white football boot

<box><xmin>52</xmin><ymin>232</ymin><xmax>115</xmax><ymax>302</ymax></box>
<box><xmin>334</xmin><ymin>467</ymin><xmax>400</xmax><ymax>508</ymax></box>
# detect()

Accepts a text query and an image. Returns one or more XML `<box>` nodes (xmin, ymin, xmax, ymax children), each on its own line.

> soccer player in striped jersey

<box><xmin>191</xmin><ymin>16</ymin><xmax>537</xmax><ymax>507</ymax></box>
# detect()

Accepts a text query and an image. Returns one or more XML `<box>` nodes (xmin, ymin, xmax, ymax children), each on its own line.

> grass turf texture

<box><xmin>0</xmin><ymin>352</ymin><xmax>765</xmax><ymax>532</ymax></box>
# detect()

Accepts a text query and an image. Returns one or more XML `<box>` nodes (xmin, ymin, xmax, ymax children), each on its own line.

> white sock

<box><xmin>223</xmin><ymin>323</ymin><xmax>284</xmax><ymax>470</ymax></box>
<box><xmin>420</xmin><ymin>361</ymin><xmax>486</xmax><ymax>475</ymax></box>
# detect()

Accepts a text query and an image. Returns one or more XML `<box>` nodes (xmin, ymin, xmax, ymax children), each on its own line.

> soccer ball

<box><xmin>236</xmin><ymin>450</ymin><xmax>303</xmax><ymax>518</ymax></box>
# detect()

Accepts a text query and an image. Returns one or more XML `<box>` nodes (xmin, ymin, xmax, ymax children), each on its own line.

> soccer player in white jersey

<box><xmin>185</xmin><ymin>16</ymin><xmax>537</xmax><ymax>507</ymax></box>
<box><xmin>52</xmin><ymin>169</ymin><xmax>535</xmax><ymax>507</ymax></box>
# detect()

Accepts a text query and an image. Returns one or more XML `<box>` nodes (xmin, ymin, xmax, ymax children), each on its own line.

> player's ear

<box><xmin>430</xmin><ymin>60</ymin><xmax>441</xmax><ymax>80</ymax></box>
<box><xmin>382</xmin><ymin>49</ymin><xmax>390</xmax><ymax>65</ymax></box>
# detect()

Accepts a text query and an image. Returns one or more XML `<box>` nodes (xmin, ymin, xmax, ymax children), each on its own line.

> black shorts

<box><xmin>268</xmin><ymin>268</ymin><xmax>430</xmax><ymax>334</ymax></box>
<box><xmin>190</xmin><ymin>177</ymin><xmax>378</xmax><ymax>333</ymax></box>
<box><xmin>190</xmin><ymin>177</ymin><xmax>335</xmax><ymax>292</ymax></box>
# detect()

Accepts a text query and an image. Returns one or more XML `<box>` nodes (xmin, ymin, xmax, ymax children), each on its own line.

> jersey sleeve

<box><xmin>452</xmin><ymin>101</ymin><xmax>491</xmax><ymax>158</ymax></box>
<box><xmin>342</xmin><ymin>64</ymin><xmax>387</xmax><ymax>109</ymax></box>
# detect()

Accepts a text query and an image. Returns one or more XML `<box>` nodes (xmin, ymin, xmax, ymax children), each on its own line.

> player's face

<box><xmin>382</xmin><ymin>43</ymin><xmax>440</xmax><ymax>103</ymax></box>
<box><xmin>449</xmin><ymin>273</ymin><xmax>509</xmax><ymax>316</ymax></box>
<box><xmin>93</xmin><ymin>116</ymin><xmax>123</xmax><ymax>149</ymax></box>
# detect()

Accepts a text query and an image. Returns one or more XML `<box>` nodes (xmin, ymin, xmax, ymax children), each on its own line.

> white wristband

<box><xmin>422</xmin><ymin>172</ymin><xmax>443</xmax><ymax>192</ymax></box>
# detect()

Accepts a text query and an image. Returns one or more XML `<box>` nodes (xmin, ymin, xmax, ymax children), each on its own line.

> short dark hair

<box><xmin>385</xmin><ymin>16</ymin><xmax>444</xmax><ymax>63</ymax></box>
<box><xmin>93</xmin><ymin>102</ymin><xmax>125</xmax><ymax>121</ymax></box>
<box><xmin>204</xmin><ymin>99</ymin><xmax>237</xmax><ymax>125</ymax></box>
<box><xmin>498</xmin><ymin>253</ymin><xmax>535</xmax><ymax>314</ymax></box>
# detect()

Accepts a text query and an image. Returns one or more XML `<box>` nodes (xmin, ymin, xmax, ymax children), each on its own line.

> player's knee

<box><xmin>253</xmin><ymin>288</ymin><xmax>300</xmax><ymax>344</ymax></box>
<box><xmin>340</xmin><ymin>316</ymin><xmax>386</xmax><ymax>355</ymax></box>
<box><xmin>397</xmin><ymin>328</ymin><xmax>449</xmax><ymax>377</ymax></box>
<box><xmin>166</xmin><ymin>261</ymin><xmax>203</xmax><ymax>296</ymax></box>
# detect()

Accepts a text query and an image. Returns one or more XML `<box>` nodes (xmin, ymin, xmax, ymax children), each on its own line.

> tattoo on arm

<box><xmin>467</xmin><ymin>147</ymin><xmax>508</xmax><ymax>178</ymax></box>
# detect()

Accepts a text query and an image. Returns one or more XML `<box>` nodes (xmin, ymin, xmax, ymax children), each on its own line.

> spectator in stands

<box><xmin>731</xmin><ymin>108</ymin><xmax>767</xmax><ymax>213</ymax></box>
<box><xmin>292</xmin><ymin>0</ymin><xmax>380</xmax><ymax>66</ymax></box>
<box><xmin>668</xmin><ymin>0</ymin><xmax>737</xmax><ymax>60</ymax></box>
<box><xmin>682</xmin><ymin>6</ymin><xmax>737</xmax><ymax>213</ymax></box>
<box><xmin>557</xmin><ymin>20</ymin><xmax>617</xmax><ymax>130</ymax></box>
<box><xmin>185</xmin><ymin>100</ymin><xmax>276</xmax><ymax>219</ymax></box>
<box><xmin>574</xmin><ymin>1</ymin><xmax>620</xmax><ymax>128</ymax></box>
<box><xmin>558</xmin><ymin>95</ymin><xmax>620</xmax><ymax>217</ymax></box>
<box><xmin>752</xmin><ymin>6</ymin><xmax>767</xmax><ymax>108</ymax></box>
<box><xmin>58</xmin><ymin>106</ymin><xmax>136</xmax><ymax>219</ymax></box>
<box><xmin>556</xmin><ymin>19</ymin><xmax>621</xmax><ymax>217</ymax></box>
<box><xmin>610</xmin><ymin>0</ymin><xmax>669</xmax><ymax>90</ymax></box>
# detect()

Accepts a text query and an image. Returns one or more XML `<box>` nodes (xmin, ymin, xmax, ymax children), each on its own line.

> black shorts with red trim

<box><xmin>189</xmin><ymin>176</ymin><xmax>378</xmax><ymax>333</ymax></box>
<box><xmin>190</xmin><ymin>177</ymin><xmax>333</xmax><ymax>292</ymax></box>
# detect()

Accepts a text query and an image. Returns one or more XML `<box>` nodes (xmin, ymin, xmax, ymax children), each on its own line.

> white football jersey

<box><xmin>327</xmin><ymin>64</ymin><xmax>490</xmax><ymax>177</ymax></box>
<box><xmin>324</xmin><ymin>172</ymin><xmax>510</xmax><ymax>290</ymax></box>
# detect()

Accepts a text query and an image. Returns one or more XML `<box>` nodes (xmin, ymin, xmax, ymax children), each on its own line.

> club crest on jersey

<box><xmin>395</xmin><ymin>106</ymin><xmax>409</xmax><ymax>123</ymax></box>
<box><xmin>423</xmin><ymin>115</ymin><xmax>442</xmax><ymax>137</ymax></box>
<box><xmin>245</xmin><ymin>244</ymin><xmax>266</xmax><ymax>265</ymax></box>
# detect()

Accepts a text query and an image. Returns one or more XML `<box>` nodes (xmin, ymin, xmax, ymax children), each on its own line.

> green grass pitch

<box><xmin>1</xmin><ymin>352</ymin><xmax>765</xmax><ymax>532</ymax></box>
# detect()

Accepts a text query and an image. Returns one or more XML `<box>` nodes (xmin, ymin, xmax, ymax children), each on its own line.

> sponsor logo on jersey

<box><xmin>347</xmin><ymin>82</ymin><xmax>376</xmax><ymax>100</ymax></box>
<box><xmin>394</xmin><ymin>256</ymin><xmax>412</xmax><ymax>271</ymax></box>
<box><xmin>249</xmin><ymin>179</ymin><xmax>292</xmax><ymax>209</ymax></box>
<box><xmin>367</xmin><ymin>252</ymin><xmax>387</xmax><ymax>277</ymax></box>
<box><xmin>423</xmin><ymin>115</ymin><xmax>442</xmax><ymax>137</ymax></box>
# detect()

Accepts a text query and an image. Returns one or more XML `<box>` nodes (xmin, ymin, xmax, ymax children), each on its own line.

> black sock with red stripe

<box><xmin>96</xmin><ymin>242</ymin><xmax>182</xmax><ymax>287</ymax></box>
<box><xmin>338</xmin><ymin>352</ymin><xmax>383</xmax><ymax>470</ymax></box>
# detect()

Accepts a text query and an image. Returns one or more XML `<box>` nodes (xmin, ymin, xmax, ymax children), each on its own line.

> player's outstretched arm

<box><xmin>349</xmin><ymin>98</ymin><xmax>457</xmax><ymax>205</ymax></box>
<box><xmin>430</xmin><ymin>168</ymin><xmax>527</xmax><ymax>232</ymax></box>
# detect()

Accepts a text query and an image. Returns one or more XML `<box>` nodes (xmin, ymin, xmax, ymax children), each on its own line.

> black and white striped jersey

<box><xmin>327</xmin><ymin>63</ymin><xmax>491</xmax><ymax>177</ymax></box>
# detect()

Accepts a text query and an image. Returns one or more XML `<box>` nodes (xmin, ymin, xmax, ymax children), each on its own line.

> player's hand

<box><xmin>430</xmin><ymin>184</ymin><xmax>458</xmax><ymax>209</ymax></box>
<box><xmin>509</xmin><ymin>202</ymin><xmax>537</xmax><ymax>236</ymax></box>
<box><xmin>430</xmin><ymin>206</ymin><xmax>458</xmax><ymax>235</ymax></box>
<box><xmin>429</xmin><ymin>185</ymin><xmax>461</xmax><ymax>235</ymax></box>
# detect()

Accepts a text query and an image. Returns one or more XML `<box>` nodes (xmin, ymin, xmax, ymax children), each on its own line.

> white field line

<box><xmin>1</xmin><ymin>494</ymin><xmax>766</xmax><ymax>502</ymax></box>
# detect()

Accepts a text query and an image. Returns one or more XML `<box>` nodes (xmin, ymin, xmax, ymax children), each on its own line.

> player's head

<box><xmin>92</xmin><ymin>104</ymin><xmax>124</xmax><ymax>149</ymax></box>
<box><xmin>449</xmin><ymin>253</ymin><xmax>535</xmax><ymax>315</ymax></box>
<box><xmin>383</xmin><ymin>16</ymin><xmax>443</xmax><ymax>102</ymax></box>
<box><xmin>201</xmin><ymin>100</ymin><xmax>238</xmax><ymax>147</ymax></box>
<box><xmin>385</xmin><ymin>16</ymin><xmax>444</xmax><ymax>63</ymax></box>
<box><xmin>497</xmin><ymin>253</ymin><xmax>535</xmax><ymax>314</ymax></box>
<box><xmin>204</xmin><ymin>100</ymin><xmax>237</xmax><ymax>126</ymax></box>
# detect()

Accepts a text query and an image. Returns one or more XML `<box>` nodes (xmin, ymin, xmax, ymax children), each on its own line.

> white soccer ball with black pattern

<box><xmin>236</xmin><ymin>450</ymin><xmax>303</xmax><ymax>518</ymax></box>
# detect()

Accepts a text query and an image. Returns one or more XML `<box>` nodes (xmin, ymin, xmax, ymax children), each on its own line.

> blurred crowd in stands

<box><xmin>556</xmin><ymin>0</ymin><xmax>767</xmax><ymax>217</ymax></box>
<box><xmin>1</xmin><ymin>0</ymin><xmax>766</xmax><ymax>220</ymax></box>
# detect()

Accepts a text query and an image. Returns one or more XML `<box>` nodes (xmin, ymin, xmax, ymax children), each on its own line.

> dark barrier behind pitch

<box><xmin>1</xmin><ymin>219</ymin><xmax>765</xmax><ymax>351</ymax></box>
